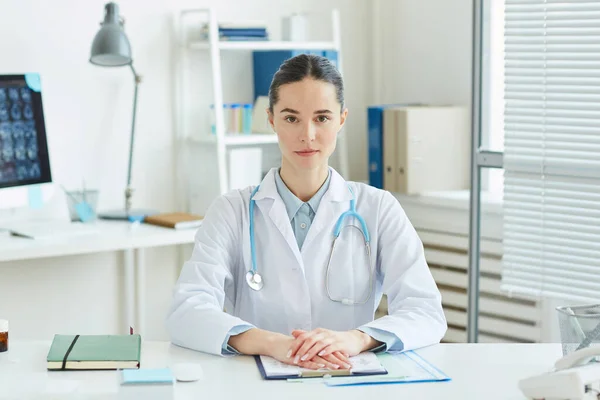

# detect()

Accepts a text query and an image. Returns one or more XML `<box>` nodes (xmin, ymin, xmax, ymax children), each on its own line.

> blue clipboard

<box><xmin>323</xmin><ymin>351</ymin><xmax>451</xmax><ymax>387</ymax></box>
<box><xmin>254</xmin><ymin>355</ymin><xmax>389</xmax><ymax>380</ymax></box>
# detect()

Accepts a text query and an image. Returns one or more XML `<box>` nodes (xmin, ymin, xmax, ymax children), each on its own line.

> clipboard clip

<box><xmin>299</xmin><ymin>368</ymin><xmax>352</xmax><ymax>378</ymax></box>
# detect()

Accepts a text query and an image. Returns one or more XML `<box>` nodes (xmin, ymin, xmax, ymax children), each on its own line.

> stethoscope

<box><xmin>246</xmin><ymin>184</ymin><xmax>375</xmax><ymax>305</ymax></box>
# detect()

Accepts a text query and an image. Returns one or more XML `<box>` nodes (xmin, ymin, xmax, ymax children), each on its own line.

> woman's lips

<box><xmin>295</xmin><ymin>150</ymin><xmax>319</xmax><ymax>157</ymax></box>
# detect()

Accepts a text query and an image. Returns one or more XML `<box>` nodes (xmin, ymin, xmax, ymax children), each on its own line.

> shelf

<box><xmin>189</xmin><ymin>41</ymin><xmax>338</xmax><ymax>51</ymax></box>
<box><xmin>189</xmin><ymin>133</ymin><xmax>279</xmax><ymax>146</ymax></box>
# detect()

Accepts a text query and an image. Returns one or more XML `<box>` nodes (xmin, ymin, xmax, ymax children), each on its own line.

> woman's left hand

<box><xmin>287</xmin><ymin>328</ymin><xmax>374</xmax><ymax>366</ymax></box>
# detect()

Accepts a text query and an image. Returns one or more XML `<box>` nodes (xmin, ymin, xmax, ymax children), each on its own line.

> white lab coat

<box><xmin>166</xmin><ymin>167</ymin><xmax>447</xmax><ymax>356</ymax></box>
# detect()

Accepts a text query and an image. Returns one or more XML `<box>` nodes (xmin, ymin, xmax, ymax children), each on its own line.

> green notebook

<box><xmin>47</xmin><ymin>334</ymin><xmax>141</xmax><ymax>370</ymax></box>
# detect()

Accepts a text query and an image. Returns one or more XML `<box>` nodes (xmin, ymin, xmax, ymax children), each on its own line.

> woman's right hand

<box><xmin>267</xmin><ymin>334</ymin><xmax>350</xmax><ymax>370</ymax></box>
<box><xmin>228</xmin><ymin>328</ymin><xmax>350</xmax><ymax>370</ymax></box>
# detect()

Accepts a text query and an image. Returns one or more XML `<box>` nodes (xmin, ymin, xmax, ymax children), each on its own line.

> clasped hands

<box><xmin>275</xmin><ymin>328</ymin><xmax>377</xmax><ymax>370</ymax></box>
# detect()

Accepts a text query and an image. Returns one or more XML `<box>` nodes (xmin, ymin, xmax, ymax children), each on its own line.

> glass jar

<box><xmin>0</xmin><ymin>319</ymin><xmax>8</xmax><ymax>352</ymax></box>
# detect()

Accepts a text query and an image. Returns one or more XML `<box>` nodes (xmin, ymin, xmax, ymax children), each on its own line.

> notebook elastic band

<box><xmin>62</xmin><ymin>335</ymin><xmax>80</xmax><ymax>370</ymax></box>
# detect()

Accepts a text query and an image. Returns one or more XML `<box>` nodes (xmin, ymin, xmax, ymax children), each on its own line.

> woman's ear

<box><xmin>266</xmin><ymin>108</ymin><xmax>275</xmax><ymax>131</ymax></box>
<box><xmin>338</xmin><ymin>107</ymin><xmax>349</xmax><ymax>132</ymax></box>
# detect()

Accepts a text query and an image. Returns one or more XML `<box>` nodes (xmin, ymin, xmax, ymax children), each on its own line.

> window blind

<box><xmin>501</xmin><ymin>0</ymin><xmax>600</xmax><ymax>303</ymax></box>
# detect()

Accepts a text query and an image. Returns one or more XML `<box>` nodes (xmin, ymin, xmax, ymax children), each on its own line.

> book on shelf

<box><xmin>201</xmin><ymin>22</ymin><xmax>268</xmax><ymax>40</ymax></box>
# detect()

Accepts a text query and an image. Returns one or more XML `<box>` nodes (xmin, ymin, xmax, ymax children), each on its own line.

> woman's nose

<box><xmin>299</xmin><ymin>122</ymin><xmax>316</xmax><ymax>142</ymax></box>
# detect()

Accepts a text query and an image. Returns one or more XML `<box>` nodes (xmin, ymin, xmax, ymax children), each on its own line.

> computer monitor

<box><xmin>0</xmin><ymin>74</ymin><xmax>52</xmax><ymax>209</ymax></box>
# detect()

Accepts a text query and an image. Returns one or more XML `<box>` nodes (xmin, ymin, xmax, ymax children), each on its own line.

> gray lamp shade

<box><xmin>90</xmin><ymin>2</ymin><xmax>132</xmax><ymax>67</ymax></box>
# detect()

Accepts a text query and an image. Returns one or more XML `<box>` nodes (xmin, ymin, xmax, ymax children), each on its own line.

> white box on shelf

<box><xmin>251</xmin><ymin>96</ymin><xmax>273</xmax><ymax>134</ymax></box>
<box><xmin>282</xmin><ymin>14</ymin><xmax>308</xmax><ymax>41</ymax></box>
<box><xmin>382</xmin><ymin>105</ymin><xmax>470</xmax><ymax>195</ymax></box>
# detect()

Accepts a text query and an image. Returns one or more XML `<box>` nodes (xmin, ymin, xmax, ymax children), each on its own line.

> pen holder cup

<box><xmin>65</xmin><ymin>190</ymin><xmax>99</xmax><ymax>222</ymax></box>
<box><xmin>557</xmin><ymin>304</ymin><xmax>600</xmax><ymax>356</ymax></box>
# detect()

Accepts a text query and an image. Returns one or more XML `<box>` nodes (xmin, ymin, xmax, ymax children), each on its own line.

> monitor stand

<box><xmin>0</xmin><ymin>183</ymin><xmax>69</xmax><ymax>231</ymax></box>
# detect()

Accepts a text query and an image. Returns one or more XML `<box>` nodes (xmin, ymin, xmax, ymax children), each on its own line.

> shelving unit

<box><xmin>189</xmin><ymin>41</ymin><xmax>338</xmax><ymax>51</ymax></box>
<box><xmin>177</xmin><ymin>8</ymin><xmax>349</xmax><ymax>210</ymax></box>
<box><xmin>189</xmin><ymin>133</ymin><xmax>279</xmax><ymax>146</ymax></box>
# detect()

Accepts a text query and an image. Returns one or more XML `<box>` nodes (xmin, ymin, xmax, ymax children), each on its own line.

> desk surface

<box><xmin>0</xmin><ymin>341</ymin><xmax>561</xmax><ymax>400</ymax></box>
<box><xmin>0</xmin><ymin>221</ymin><xmax>196</xmax><ymax>263</ymax></box>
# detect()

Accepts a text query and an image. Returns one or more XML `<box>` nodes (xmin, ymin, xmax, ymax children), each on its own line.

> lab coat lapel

<box><xmin>253</xmin><ymin>168</ymin><xmax>304</xmax><ymax>269</ymax></box>
<box><xmin>302</xmin><ymin>168</ymin><xmax>353</xmax><ymax>251</ymax></box>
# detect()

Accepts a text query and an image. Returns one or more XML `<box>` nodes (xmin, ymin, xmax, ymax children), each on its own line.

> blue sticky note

<box><xmin>24</xmin><ymin>73</ymin><xmax>42</xmax><ymax>92</ymax></box>
<box><xmin>121</xmin><ymin>368</ymin><xmax>174</xmax><ymax>385</ymax></box>
<box><xmin>75</xmin><ymin>201</ymin><xmax>95</xmax><ymax>222</ymax></box>
<box><xmin>28</xmin><ymin>185</ymin><xmax>43</xmax><ymax>209</ymax></box>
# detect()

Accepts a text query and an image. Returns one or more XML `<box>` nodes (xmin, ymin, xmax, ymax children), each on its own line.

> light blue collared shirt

<box><xmin>273</xmin><ymin>168</ymin><xmax>331</xmax><ymax>250</ymax></box>
<box><xmin>221</xmin><ymin>168</ymin><xmax>401</xmax><ymax>355</ymax></box>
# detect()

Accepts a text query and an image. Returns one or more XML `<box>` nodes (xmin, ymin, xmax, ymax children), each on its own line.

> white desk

<box><xmin>0</xmin><ymin>341</ymin><xmax>562</xmax><ymax>399</ymax></box>
<box><xmin>0</xmin><ymin>221</ymin><xmax>196</xmax><ymax>335</ymax></box>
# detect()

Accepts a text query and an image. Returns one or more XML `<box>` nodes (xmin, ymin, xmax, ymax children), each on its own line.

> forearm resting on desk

<box><xmin>227</xmin><ymin>328</ymin><xmax>285</xmax><ymax>356</ymax></box>
<box><xmin>354</xmin><ymin>330</ymin><xmax>383</xmax><ymax>352</ymax></box>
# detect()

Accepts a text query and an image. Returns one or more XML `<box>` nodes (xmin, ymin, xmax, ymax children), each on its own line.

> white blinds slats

<box><xmin>501</xmin><ymin>0</ymin><xmax>600</xmax><ymax>302</ymax></box>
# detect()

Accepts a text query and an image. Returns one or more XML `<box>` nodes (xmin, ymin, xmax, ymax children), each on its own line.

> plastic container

<box><xmin>556</xmin><ymin>304</ymin><xmax>600</xmax><ymax>356</ymax></box>
<box><xmin>230</xmin><ymin>103</ymin><xmax>241</xmax><ymax>134</ymax></box>
<box><xmin>242</xmin><ymin>104</ymin><xmax>252</xmax><ymax>134</ymax></box>
<box><xmin>0</xmin><ymin>319</ymin><xmax>8</xmax><ymax>352</ymax></box>
<box><xmin>210</xmin><ymin>104</ymin><xmax>235</xmax><ymax>134</ymax></box>
<box><xmin>65</xmin><ymin>190</ymin><xmax>98</xmax><ymax>222</ymax></box>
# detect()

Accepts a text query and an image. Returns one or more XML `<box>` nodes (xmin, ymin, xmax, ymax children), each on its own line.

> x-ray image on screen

<box><xmin>0</xmin><ymin>75</ymin><xmax>51</xmax><ymax>189</ymax></box>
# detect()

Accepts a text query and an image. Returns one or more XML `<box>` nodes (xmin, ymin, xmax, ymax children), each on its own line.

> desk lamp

<box><xmin>89</xmin><ymin>2</ymin><xmax>152</xmax><ymax>221</ymax></box>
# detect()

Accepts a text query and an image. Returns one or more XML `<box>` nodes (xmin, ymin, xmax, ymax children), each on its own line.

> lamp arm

<box><xmin>125</xmin><ymin>63</ymin><xmax>141</xmax><ymax>213</ymax></box>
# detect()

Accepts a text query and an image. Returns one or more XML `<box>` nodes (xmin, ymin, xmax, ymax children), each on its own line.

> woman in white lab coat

<box><xmin>166</xmin><ymin>54</ymin><xmax>446</xmax><ymax>370</ymax></box>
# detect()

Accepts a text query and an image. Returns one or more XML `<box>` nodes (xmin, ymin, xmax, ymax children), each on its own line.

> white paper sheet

<box><xmin>259</xmin><ymin>351</ymin><xmax>385</xmax><ymax>377</ymax></box>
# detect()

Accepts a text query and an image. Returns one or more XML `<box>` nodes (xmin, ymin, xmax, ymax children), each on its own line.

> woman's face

<box><xmin>268</xmin><ymin>78</ymin><xmax>348</xmax><ymax>172</ymax></box>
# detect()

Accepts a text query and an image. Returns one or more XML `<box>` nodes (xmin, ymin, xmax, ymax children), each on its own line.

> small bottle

<box><xmin>0</xmin><ymin>319</ymin><xmax>8</xmax><ymax>352</ymax></box>
<box><xmin>222</xmin><ymin>103</ymin><xmax>231</xmax><ymax>134</ymax></box>
<box><xmin>230</xmin><ymin>103</ymin><xmax>241</xmax><ymax>134</ymax></box>
<box><xmin>209</xmin><ymin>104</ymin><xmax>216</xmax><ymax>135</ymax></box>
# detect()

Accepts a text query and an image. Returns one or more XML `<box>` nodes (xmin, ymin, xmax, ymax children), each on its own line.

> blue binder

<box><xmin>252</xmin><ymin>50</ymin><xmax>338</xmax><ymax>101</ymax></box>
<box><xmin>367</xmin><ymin>103</ymin><xmax>423</xmax><ymax>189</ymax></box>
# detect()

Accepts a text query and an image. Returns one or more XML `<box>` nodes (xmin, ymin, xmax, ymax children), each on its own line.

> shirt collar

<box><xmin>274</xmin><ymin>168</ymin><xmax>332</xmax><ymax>221</ymax></box>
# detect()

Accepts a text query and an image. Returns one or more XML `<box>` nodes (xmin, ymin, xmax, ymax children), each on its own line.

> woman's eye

<box><xmin>316</xmin><ymin>115</ymin><xmax>330</xmax><ymax>123</ymax></box>
<box><xmin>285</xmin><ymin>116</ymin><xmax>297</xmax><ymax>123</ymax></box>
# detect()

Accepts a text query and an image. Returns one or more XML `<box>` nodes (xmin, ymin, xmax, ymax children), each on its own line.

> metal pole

<box><xmin>467</xmin><ymin>0</ymin><xmax>484</xmax><ymax>343</ymax></box>
<box><xmin>125</xmin><ymin>63</ymin><xmax>141</xmax><ymax>213</ymax></box>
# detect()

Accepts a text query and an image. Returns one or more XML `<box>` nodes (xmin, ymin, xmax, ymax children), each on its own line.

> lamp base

<box><xmin>98</xmin><ymin>208</ymin><xmax>159</xmax><ymax>222</ymax></box>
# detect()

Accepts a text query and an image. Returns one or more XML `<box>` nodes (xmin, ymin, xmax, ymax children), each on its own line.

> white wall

<box><xmin>0</xmin><ymin>0</ymin><xmax>372</xmax><ymax>340</ymax></box>
<box><xmin>373</xmin><ymin>0</ymin><xmax>473</xmax><ymax>109</ymax></box>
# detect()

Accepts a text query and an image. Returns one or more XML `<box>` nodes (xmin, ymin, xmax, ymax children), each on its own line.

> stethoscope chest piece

<box><xmin>246</xmin><ymin>271</ymin><xmax>264</xmax><ymax>291</ymax></box>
